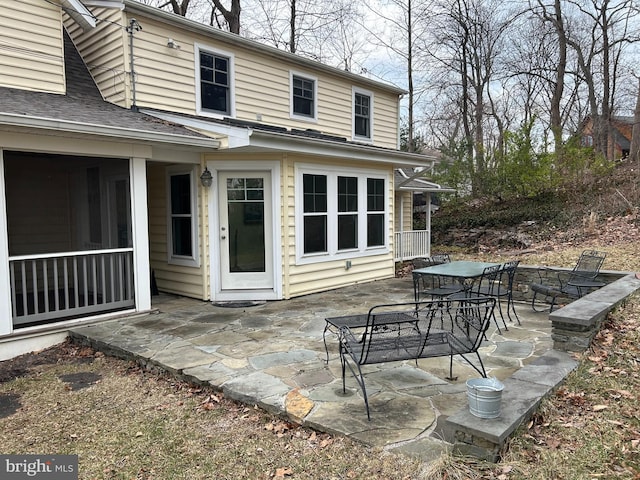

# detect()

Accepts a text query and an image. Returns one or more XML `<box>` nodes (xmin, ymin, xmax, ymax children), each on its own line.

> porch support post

<box><xmin>130</xmin><ymin>157</ymin><xmax>151</xmax><ymax>312</ymax></box>
<box><xmin>0</xmin><ymin>150</ymin><xmax>12</xmax><ymax>335</ymax></box>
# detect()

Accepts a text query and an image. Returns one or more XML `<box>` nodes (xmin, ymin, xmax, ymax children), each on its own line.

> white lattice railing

<box><xmin>394</xmin><ymin>230</ymin><xmax>431</xmax><ymax>262</ymax></box>
<box><xmin>9</xmin><ymin>248</ymin><xmax>135</xmax><ymax>327</ymax></box>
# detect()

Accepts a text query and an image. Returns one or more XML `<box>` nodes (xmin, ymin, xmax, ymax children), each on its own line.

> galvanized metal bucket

<box><xmin>466</xmin><ymin>377</ymin><xmax>504</xmax><ymax>419</ymax></box>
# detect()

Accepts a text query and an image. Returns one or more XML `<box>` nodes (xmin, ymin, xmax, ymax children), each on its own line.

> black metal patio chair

<box><xmin>412</xmin><ymin>254</ymin><xmax>463</xmax><ymax>302</ymax></box>
<box><xmin>447</xmin><ymin>263</ymin><xmax>508</xmax><ymax>334</ymax></box>
<box><xmin>530</xmin><ymin>250</ymin><xmax>607</xmax><ymax>312</ymax></box>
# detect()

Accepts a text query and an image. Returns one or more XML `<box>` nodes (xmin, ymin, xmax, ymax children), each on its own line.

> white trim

<box><xmin>139</xmin><ymin>110</ymin><xmax>439</xmax><ymax>167</ymax></box>
<box><xmin>208</xmin><ymin>160</ymin><xmax>282</xmax><ymax>302</ymax></box>
<box><xmin>0</xmin><ymin>149</ymin><xmax>11</xmax><ymax>336</ymax></box>
<box><xmin>61</xmin><ymin>0</ymin><xmax>96</xmax><ymax>29</ymax></box>
<box><xmin>294</xmin><ymin>163</ymin><xmax>389</xmax><ymax>265</ymax></box>
<box><xmin>194</xmin><ymin>43</ymin><xmax>236</xmax><ymax>119</ymax></box>
<box><xmin>289</xmin><ymin>70</ymin><xmax>318</xmax><ymax>122</ymax></box>
<box><xmin>352</xmin><ymin>86</ymin><xmax>374</xmax><ymax>143</ymax></box>
<box><xmin>166</xmin><ymin>165</ymin><xmax>200</xmax><ymax>268</ymax></box>
<box><xmin>130</xmin><ymin>158</ymin><xmax>151</xmax><ymax>311</ymax></box>
<box><xmin>0</xmin><ymin>113</ymin><xmax>219</xmax><ymax>149</ymax></box>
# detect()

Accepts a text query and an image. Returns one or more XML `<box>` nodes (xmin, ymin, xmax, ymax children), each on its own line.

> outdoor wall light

<box><xmin>167</xmin><ymin>38</ymin><xmax>180</xmax><ymax>49</ymax></box>
<box><xmin>200</xmin><ymin>167</ymin><xmax>213</xmax><ymax>188</ymax></box>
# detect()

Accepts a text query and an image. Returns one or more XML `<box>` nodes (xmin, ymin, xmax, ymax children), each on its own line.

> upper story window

<box><xmin>291</xmin><ymin>72</ymin><xmax>317</xmax><ymax>121</ymax></box>
<box><xmin>353</xmin><ymin>88</ymin><xmax>373</xmax><ymax>141</ymax></box>
<box><xmin>297</xmin><ymin>165</ymin><xmax>388</xmax><ymax>262</ymax></box>
<box><xmin>167</xmin><ymin>166</ymin><xmax>199</xmax><ymax>267</ymax></box>
<box><xmin>196</xmin><ymin>45</ymin><xmax>234</xmax><ymax>117</ymax></box>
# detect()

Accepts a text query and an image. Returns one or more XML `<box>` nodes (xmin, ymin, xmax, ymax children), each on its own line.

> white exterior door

<box><xmin>217</xmin><ymin>171</ymin><xmax>274</xmax><ymax>293</ymax></box>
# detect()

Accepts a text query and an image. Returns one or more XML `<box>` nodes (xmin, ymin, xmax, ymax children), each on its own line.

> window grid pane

<box><xmin>355</xmin><ymin>93</ymin><xmax>371</xmax><ymax>138</ymax></box>
<box><xmin>338</xmin><ymin>176</ymin><xmax>358</xmax><ymax>212</ymax></box>
<box><xmin>293</xmin><ymin>76</ymin><xmax>314</xmax><ymax>117</ymax></box>
<box><xmin>170</xmin><ymin>173</ymin><xmax>194</xmax><ymax>258</ymax></box>
<box><xmin>200</xmin><ymin>51</ymin><xmax>230</xmax><ymax>114</ymax></box>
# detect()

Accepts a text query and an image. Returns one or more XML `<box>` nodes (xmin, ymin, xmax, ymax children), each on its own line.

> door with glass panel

<box><xmin>218</xmin><ymin>172</ymin><xmax>273</xmax><ymax>290</ymax></box>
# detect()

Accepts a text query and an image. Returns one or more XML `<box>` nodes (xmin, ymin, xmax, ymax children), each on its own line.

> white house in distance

<box><xmin>0</xmin><ymin>0</ymin><xmax>445</xmax><ymax>360</ymax></box>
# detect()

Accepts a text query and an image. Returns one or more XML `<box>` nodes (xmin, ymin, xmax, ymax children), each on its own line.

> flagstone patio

<box><xmin>69</xmin><ymin>276</ymin><xmax>563</xmax><ymax>463</ymax></box>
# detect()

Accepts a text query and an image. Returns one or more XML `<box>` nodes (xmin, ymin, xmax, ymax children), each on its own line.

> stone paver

<box><xmin>70</xmin><ymin>277</ymin><xmax>555</xmax><ymax>461</ymax></box>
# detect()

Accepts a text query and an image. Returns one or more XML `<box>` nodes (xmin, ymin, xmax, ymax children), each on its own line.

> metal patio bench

<box><xmin>530</xmin><ymin>250</ymin><xmax>607</xmax><ymax>312</ymax></box>
<box><xmin>338</xmin><ymin>297</ymin><xmax>496</xmax><ymax>419</ymax></box>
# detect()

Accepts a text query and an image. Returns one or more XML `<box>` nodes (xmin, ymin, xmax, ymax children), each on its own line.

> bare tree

<box><xmin>566</xmin><ymin>0</ymin><xmax>640</xmax><ymax>160</ymax></box>
<box><xmin>631</xmin><ymin>76</ymin><xmax>640</xmax><ymax>162</ymax></box>
<box><xmin>159</xmin><ymin>0</ymin><xmax>192</xmax><ymax>15</ymax></box>
<box><xmin>208</xmin><ymin>0</ymin><xmax>241</xmax><ymax>33</ymax></box>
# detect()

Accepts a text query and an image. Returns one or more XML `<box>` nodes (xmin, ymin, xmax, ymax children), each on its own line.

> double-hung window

<box><xmin>353</xmin><ymin>88</ymin><xmax>373</xmax><ymax>141</ymax></box>
<box><xmin>367</xmin><ymin>178</ymin><xmax>385</xmax><ymax>247</ymax></box>
<box><xmin>291</xmin><ymin>72</ymin><xmax>317</xmax><ymax>120</ymax></box>
<box><xmin>197</xmin><ymin>45</ymin><xmax>234</xmax><ymax>117</ymax></box>
<box><xmin>302</xmin><ymin>174</ymin><xmax>327</xmax><ymax>254</ymax></box>
<box><xmin>167</xmin><ymin>167</ymin><xmax>199</xmax><ymax>266</ymax></box>
<box><xmin>337</xmin><ymin>176</ymin><xmax>358</xmax><ymax>250</ymax></box>
<box><xmin>298</xmin><ymin>167</ymin><xmax>388</xmax><ymax>262</ymax></box>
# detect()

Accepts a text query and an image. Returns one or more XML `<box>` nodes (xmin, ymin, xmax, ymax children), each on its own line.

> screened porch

<box><xmin>4</xmin><ymin>151</ymin><xmax>135</xmax><ymax>328</ymax></box>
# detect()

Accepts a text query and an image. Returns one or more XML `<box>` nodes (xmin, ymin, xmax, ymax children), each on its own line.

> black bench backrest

<box><xmin>352</xmin><ymin>298</ymin><xmax>495</xmax><ymax>365</ymax></box>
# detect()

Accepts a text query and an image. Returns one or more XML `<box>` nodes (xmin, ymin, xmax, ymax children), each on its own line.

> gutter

<box><xmin>247</xmin><ymin>129</ymin><xmax>439</xmax><ymax>168</ymax></box>
<box><xmin>0</xmin><ymin>113</ymin><xmax>220</xmax><ymax>149</ymax></box>
<box><xmin>142</xmin><ymin>109</ymin><xmax>438</xmax><ymax>168</ymax></box>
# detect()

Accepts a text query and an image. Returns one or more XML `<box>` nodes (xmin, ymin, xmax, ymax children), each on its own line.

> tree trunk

<box><xmin>210</xmin><ymin>0</ymin><xmax>241</xmax><ymax>34</ymax></box>
<box><xmin>630</xmin><ymin>77</ymin><xmax>640</xmax><ymax>163</ymax></box>
<box><xmin>290</xmin><ymin>0</ymin><xmax>296</xmax><ymax>53</ymax></box>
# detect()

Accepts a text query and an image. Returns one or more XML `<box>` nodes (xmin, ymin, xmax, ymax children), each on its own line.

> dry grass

<box><xmin>0</xmin><ymin>347</ymin><xmax>426</xmax><ymax>479</ymax></box>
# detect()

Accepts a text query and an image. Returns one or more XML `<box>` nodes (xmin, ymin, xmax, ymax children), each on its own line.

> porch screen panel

<box><xmin>227</xmin><ymin>177</ymin><xmax>265</xmax><ymax>272</ymax></box>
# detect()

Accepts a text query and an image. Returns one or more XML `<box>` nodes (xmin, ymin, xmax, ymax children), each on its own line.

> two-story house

<box><xmin>0</xmin><ymin>0</ymin><xmax>444</xmax><ymax>360</ymax></box>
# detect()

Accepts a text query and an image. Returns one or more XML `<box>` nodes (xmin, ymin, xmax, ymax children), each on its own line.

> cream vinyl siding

<box><xmin>64</xmin><ymin>7</ymin><xmax>128</xmax><ymax>106</ymax></box>
<box><xmin>147</xmin><ymin>164</ymin><xmax>205</xmax><ymax>299</ymax></box>
<box><xmin>68</xmin><ymin>10</ymin><xmax>401</xmax><ymax>149</ymax></box>
<box><xmin>282</xmin><ymin>156</ymin><xmax>395</xmax><ymax>298</ymax></box>
<box><xmin>394</xmin><ymin>191</ymin><xmax>414</xmax><ymax>232</ymax></box>
<box><xmin>1</xmin><ymin>0</ymin><xmax>65</xmax><ymax>94</ymax></box>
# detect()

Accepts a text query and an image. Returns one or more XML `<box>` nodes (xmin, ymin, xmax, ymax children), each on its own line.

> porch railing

<box><xmin>394</xmin><ymin>230</ymin><xmax>430</xmax><ymax>262</ymax></box>
<box><xmin>9</xmin><ymin>248</ymin><xmax>135</xmax><ymax>327</ymax></box>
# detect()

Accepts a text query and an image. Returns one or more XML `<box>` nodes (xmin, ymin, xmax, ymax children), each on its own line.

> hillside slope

<box><xmin>431</xmin><ymin>158</ymin><xmax>640</xmax><ymax>259</ymax></box>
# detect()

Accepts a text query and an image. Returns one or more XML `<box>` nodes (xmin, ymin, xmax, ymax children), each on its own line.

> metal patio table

<box><xmin>413</xmin><ymin>260</ymin><xmax>501</xmax><ymax>293</ymax></box>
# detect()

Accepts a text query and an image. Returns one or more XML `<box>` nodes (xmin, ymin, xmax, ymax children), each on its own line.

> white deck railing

<box><xmin>394</xmin><ymin>230</ymin><xmax>431</xmax><ymax>262</ymax></box>
<box><xmin>9</xmin><ymin>248</ymin><xmax>135</xmax><ymax>327</ymax></box>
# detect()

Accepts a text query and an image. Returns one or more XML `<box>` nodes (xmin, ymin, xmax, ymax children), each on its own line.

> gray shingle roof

<box><xmin>0</xmin><ymin>31</ymin><xmax>210</xmax><ymax>141</ymax></box>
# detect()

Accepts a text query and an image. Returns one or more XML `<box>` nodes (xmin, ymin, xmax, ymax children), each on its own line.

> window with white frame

<box><xmin>353</xmin><ymin>89</ymin><xmax>373</xmax><ymax>140</ymax></box>
<box><xmin>167</xmin><ymin>167</ymin><xmax>199</xmax><ymax>266</ymax></box>
<box><xmin>197</xmin><ymin>46</ymin><xmax>234</xmax><ymax>117</ymax></box>
<box><xmin>366</xmin><ymin>178</ymin><xmax>385</xmax><ymax>247</ymax></box>
<box><xmin>298</xmin><ymin>166</ymin><xmax>388</xmax><ymax>261</ymax></box>
<box><xmin>291</xmin><ymin>73</ymin><xmax>317</xmax><ymax>120</ymax></box>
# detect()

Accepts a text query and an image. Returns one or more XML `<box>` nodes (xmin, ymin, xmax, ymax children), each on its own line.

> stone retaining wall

<box><xmin>512</xmin><ymin>266</ymin><xmax>637</xmax><ymax>352</ymax></box>
<box><xmin>447</xmin><ymin>269</ymin><xmax>640</xmax><ymax>462</ymax></box>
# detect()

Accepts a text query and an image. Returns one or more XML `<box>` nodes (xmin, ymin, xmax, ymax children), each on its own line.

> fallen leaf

<box><xmin>274</xmin><ymin>467</ymin><xmax>293</xmax><ymax>478</ymax></box>
<box><xmin>592</xmin><ymin>405</ymin><xmax>609</xmax><ymax>412</ymax></box>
